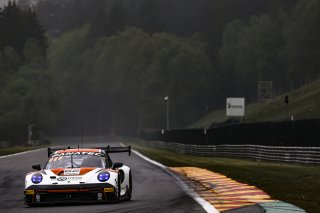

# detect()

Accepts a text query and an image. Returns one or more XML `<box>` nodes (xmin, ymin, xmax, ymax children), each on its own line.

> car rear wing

<box><xmin>47</xmin><ymin>145</ymin><xmax>131</xmax><ymax>158</ymax></box>
<box><xmin>98</xmin><ymin>145</ymin><xmax>131</xmax><ymax>156</ymax></box>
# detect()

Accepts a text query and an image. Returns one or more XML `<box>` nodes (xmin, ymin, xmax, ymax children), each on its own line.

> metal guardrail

<box><xmin>137</xmin><ymin>141</ymin><xmax>320</xmax><ymax>164</ymax></box>
<box><xmin>140</xmin><ymin>119</ymin><xmax>320</xmax><ymax>147</ymax></box>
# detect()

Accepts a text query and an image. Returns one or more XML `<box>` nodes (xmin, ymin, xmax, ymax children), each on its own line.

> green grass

<box><xmin>0</xmin><ymin>145</ymin><xmax>46</xmax><ymax>156</ymax></box>
<box><xmin>125</xmin><ymin>139</ymin><xmax>320</xmax><ymax>213</ymax></box>
<box><xmin>189</xmin><ymin>79</ymin><xmax>320</xmax><ymax>128</ymax></box>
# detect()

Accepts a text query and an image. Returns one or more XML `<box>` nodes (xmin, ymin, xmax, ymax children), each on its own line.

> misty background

<box><xmin>0</xmin><ymin>0</ymin><xmax>319</xmax><ymax>142</ymax></box>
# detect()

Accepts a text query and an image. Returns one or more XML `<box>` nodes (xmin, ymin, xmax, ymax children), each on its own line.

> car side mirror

<box><xmin>32</xmin><ymin>164</ymin><xmax>41</xmax><ymax>171</ymax></box>
<box><xmin>112</xmin><ymin>162</ymin><xmax>123</xmax><ymax>169</ymax></box>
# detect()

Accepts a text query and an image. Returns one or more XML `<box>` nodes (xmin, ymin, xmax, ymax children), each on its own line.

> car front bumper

<box><xmin>24</xmin><ymin>183</ymin><xmax>117</xmax><ymax>205</ymax></box>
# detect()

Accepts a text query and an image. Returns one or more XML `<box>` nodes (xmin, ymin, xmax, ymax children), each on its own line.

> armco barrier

<box><xmin>139</xmin><ymin>119</ymin><xmax>320</xmax><ymax>163</ymax></box>
<box><xmin>140</xmin><ymin>119</ymin><xmax>320</xmax><ymax>147</ymax></box>
<box><xmin>136</xmin><ymin>140</ymin><xmax>320</xmax><ymax>164</ymax></box>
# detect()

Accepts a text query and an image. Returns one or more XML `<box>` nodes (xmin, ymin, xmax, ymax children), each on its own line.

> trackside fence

<box><xmin>135</xmin><ymin>140</ymin><xmax>320</xmax><ymax>164</ymax></box>
<box><xmin>139</xmin><ymin>119</ymin><xmax>320</xmax><ymax>164</ymax></box>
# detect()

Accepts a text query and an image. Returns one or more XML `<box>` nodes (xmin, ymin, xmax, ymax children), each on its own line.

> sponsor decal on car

<box><xmin>25</xmin><ymin>190</ymin><xmax>34</xmax><ymax>195</ymax></box>
<box><xmin>57</xmin><ymin>176</ymin><xmax>82</xmax><ymax>181</ymax></box>
<box><xmin>52</xmin><ymin>152</ymin><xmax>103</xmax><ymax>157</ymax></box>
<box><xmin>104</xmin><ymin>187</ymin><xmax>114</xmax><ymax>192</ymax></box>
<box><xmin>97</xmin><ymin>192</ymin><xmax>103</xmax><ymax>200</ymax></box>
<box><xmin>64</xmin><ymin>168</ymin><xmax>80</xmax><ymax>175</ymax></box>
<box><xmin>67</xmin><ymin>176</ymin><xmax>82</xmax><ymax>180</ymax></box>
<box><xmin>57</xmin><ymin>177</ymin><xmax>68</xmax><ymax>181</ymax></box>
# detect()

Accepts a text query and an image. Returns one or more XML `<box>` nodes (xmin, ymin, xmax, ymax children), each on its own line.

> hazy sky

<box><xmin>0</xmin><ymin>0</ymin><xmax>9</xmax><ymax>8</ymax></box>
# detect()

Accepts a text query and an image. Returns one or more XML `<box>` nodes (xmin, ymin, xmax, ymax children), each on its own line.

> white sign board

<box><xmin>226</xmin><ymin>98</ymin><xmax>245</xmax><ymax>117</ymax></box>
<box><xmin>258</xmin><ymin>81</ymin><xmax>273</xmax><ymax>101</ymax></box>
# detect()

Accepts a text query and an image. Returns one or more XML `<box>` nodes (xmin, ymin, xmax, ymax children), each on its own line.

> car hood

<box><xmin>25</xmin><ymin>167</ymin><xmax>118</xmax><ymax>189</ymax></box>
<box><xmin>50</xmin><ymin>167</ymin><xmax>96</xmax><ymax>176</ymax></box>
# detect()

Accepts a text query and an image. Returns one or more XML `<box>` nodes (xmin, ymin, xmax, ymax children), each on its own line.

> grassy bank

<box><xmin>0</xmin><ymin>146</ymin><xmax>45</xmax><ymax>156</ymax></box>
<box><xmin>125</xmin><ymin>139</ymin><xmax>320</xmax><ymax>213</ymax></box>
<box><xmin>189</xmin><ymin>79</ymin><xmax>320</xmax><ymax>128</ymax></box>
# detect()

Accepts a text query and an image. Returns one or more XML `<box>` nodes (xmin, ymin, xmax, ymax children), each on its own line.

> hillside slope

<box><xmin>189</xmin><ymin>79</ymin><xmax>320</xmax><ymax>128</ymax></box>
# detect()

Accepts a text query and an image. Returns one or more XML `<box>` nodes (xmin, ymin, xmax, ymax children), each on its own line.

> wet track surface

<box><xmin>0</xmin><ymin>137</ymin><xmax>205</xmax><ymax>213</ymax></box>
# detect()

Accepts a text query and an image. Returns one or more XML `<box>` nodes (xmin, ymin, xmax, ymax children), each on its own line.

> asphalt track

<box><xmin>0</xmin><ymin>137</ymin><xmax>206</xmax><ymax>213</ymax></box>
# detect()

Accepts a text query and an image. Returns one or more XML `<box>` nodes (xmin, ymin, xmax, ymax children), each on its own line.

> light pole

<box><xmin>28</xmin><ymin>123</ymin><xmax>35</xmax><ymax>146</ymax></box>
<box><xmin>164</xmin><ymin>96</ymin><xmax>169</xmax><ymax>130</ymax></box>
<box><xmin>137</xmin><ymin>107</ymin><xmax>141</xmax><ymax>135</ymax></box>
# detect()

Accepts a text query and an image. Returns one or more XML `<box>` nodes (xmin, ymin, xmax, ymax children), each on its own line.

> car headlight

<box><xmin>31</xmin><ymin>173</ymin><xmax>43</xmax><ymax>184</ymax></box>
<box><xmin>97</xmin><ymin>171</ymin><xmax>110</xmax><ymax>182</ymax></box>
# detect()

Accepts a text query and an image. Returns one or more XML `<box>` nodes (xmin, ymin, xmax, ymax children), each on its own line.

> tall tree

<box><xmin>138</xmin><ymin>0</ymin><xmax>162</xmax><ymax>34</ymax></box>
<box><xmin>282</xmin><ymin>0</ymin><xmax>320</xmax><ymax>88</ymax></box>
<box><xmin>0</xmin><ymin>1</ymin><xmax>46</xmax><ymax>57</ymax></box>
<box><xmin>90</xmin><ymin>0</ymin><xmax>130</xmax><ymax>38</ymax></box>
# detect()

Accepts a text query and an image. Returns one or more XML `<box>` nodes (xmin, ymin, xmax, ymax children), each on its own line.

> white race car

<box><xmin>24</xmin><ymin>146</ymin><xmax>132</xmax><ymax>206</ymax></box>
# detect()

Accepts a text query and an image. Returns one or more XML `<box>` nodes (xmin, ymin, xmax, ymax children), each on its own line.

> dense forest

<box><xmin>0</xmin><ymin>1</ymin><xmax>58</xmax><ymax>142</ymax></box>
<box><xmin>0</xmin><ymin>0</ymin><xmax>319</xmax><ymax>142</ymax></box>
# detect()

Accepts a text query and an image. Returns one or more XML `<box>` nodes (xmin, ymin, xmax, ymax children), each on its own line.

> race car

<box><xmin>24</xmin><ymin>145</ymin><xmax>132</xmax><ymax>206</ymax></box>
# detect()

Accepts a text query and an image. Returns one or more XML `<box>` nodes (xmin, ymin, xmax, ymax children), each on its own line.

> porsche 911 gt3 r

<box><xmin>24</xmin><ymin>145</ymin><xmax>132</xmax><ymax>206</ymax></box>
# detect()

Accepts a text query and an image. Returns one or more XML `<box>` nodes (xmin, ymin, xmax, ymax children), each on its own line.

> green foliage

<box><xmin>219</xmin><ymin>20</ymin><xmax>247</xmax><ymax>98</ymax></box>
<box><xmin>43</xmin><ymin>0</ymin><xmax>320</xmax><ymax>133</ymax></box>
<box><xmin>35</xmin><ymin>0</ymin><xmax>296</xmax><ymax>58</ymax></box>
<box><xmin>0</xmin><ymin>46</ymin><xmax>22</xmax><ymax>76</ymax></box>
<box><xmin>23</xmin><ymin>38</ymin><xmax>46</xmax><ymax>66</ymax></box>
<box><xmin>90</xmin><ymin>0</ymin><xmax>130</xmax><ymax>38</ymax></box>
<box><xmin>281</xmin><ymin>0</ymin><xmax>320</xmax><ymax>88</ymax></box>
<box><xmin>0</xmin><ymin>63</ymin><xmax>60</xmax><ymax>141</ymax></box>
<box><xmin>47</xmin><ymin>26</ymin><xmax>213</xmax><ymax>133</ymax></box>
<box><xmin>48</xmin><ymin>24</ymin><xmax>90</xmax><ymax>76</ymax></box>
<box><xmin>0</xmin><ymin>1</ymin><xmax>56</xmax><ymax>143</ymax></box>
<box><xmin>0</xmin><ymin>1</ymin><xmax>46</xmax><ymax>55</ymax></box>
<box><xmin>217</xmin><ymin>0</ymin><xmax>320</xmax><ymax>102</ymax></box>
<box><xmin>219</xmin><ymin>15</ymin><xmax>285</xmax><ymax>100</ymax></box>
<box><xmin>0</xmin><ymin>0</ymin><xmax>318</xmax><ymax>138</ymax></box>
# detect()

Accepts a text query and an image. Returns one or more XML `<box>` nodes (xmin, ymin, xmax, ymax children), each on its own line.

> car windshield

<box><xmin>45</xmin><ymin>154</ymin><xmax>105</xmax><ymax>169</ymax></box>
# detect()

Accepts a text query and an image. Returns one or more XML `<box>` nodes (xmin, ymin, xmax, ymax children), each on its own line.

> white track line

<box><xmin>0</xmin><ymin>148</ymin><xmax>46</xmax><ymax>159</ymax></box>
<box><xmin>120</xmin><ymin>143</ymin><xmax>219</xmax><ymax>213</ymax></box>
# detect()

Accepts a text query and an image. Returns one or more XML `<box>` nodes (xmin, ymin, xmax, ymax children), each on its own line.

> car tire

<box><xmin>117</xmin><ymin>173</ymin><xmax>121</xmax><ymax>200</ymax></box>
<box><xmin>125</xmin><ymin>171</ymin><xmax>132</xmax><ymax>201</ymax></box>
